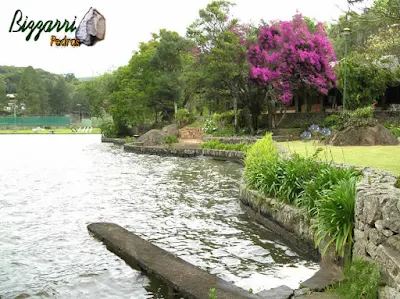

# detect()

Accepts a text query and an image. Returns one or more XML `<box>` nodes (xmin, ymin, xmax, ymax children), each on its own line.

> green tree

<box><xmin>337</xmin><ymin>52</ymin><xmax>397</xmax><ymax>108</ymax></box>
<box><xmin>48</xmin><ymin>77</ymin><xmax>71</xmax><ymax>115</ymax></box>
<box><xmin>17</xmin><ymin>66</ymin><xmax>48</xmax><ymax>115</ymax></box>
<box><xmin>0</xmin><ymin>77</ymin><xmax>6</xmax><ymax>109</ymax></box>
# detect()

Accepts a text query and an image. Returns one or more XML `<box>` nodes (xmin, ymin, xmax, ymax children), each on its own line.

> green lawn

<box><xmin>0</xmin><ymin>128</ymin><xmax>101</xmax><ymax>134</ymax></box>
<box><xmin>280</xmin><ymin>140</ymin><xmax>400</xmax><ymax>175</ymax></box>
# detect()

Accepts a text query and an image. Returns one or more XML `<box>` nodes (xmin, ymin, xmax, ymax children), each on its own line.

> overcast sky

<box><xmin>0</xmin><ymin>0</ymin><xmax>366</xmax><ymax>78</ymax></box>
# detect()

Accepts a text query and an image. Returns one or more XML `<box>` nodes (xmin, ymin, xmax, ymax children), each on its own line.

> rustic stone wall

<box><xmin>179</xmin><ymin>127</ymin><xmax>203</xmax><ymax>139</ymax></box>
<box><xmin>259</xmin><ymin>111</ymin><xmax>400</xmax><ymax>129</ymax></box>
<box><xmin>352</xmin><ymin>168</ymin><xmax>400</xmax><ymax>298</ymax></box>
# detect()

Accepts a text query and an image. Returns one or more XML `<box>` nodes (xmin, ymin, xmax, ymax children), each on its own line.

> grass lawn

<box><xmin>280</xmin><ymin>140</ymin><xmax>400</xmax><ymax>175</ymax></box>
<box><xmin>0</xmin><ymin>128</ymin><xmax>101</xmax><ymax>134</ymax></box>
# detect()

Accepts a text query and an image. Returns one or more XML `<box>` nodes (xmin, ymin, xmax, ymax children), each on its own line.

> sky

<box><xmin>0</xmin><ymin>0</ymin><xmax>366</xmax><ymax>78</ymax></box>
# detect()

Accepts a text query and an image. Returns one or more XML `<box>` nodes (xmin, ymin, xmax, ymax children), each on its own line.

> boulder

<box><xmin>162</xmin><ymin>124</ymin><xmax>179</xmax><ymax>137</ymax></box>
<box><xmin>328</xmin><ymin>124</ymin><xmax>399</xmax><ymax>146</ymax></box>
<box><xmin>136</xmin><ymin>129</ymin><xmax>167</xmax><ymax>146</ymax></box>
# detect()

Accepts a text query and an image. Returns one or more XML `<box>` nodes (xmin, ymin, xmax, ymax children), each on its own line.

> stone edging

<box><xmin>239</xmin><ymin>185</ymin><xmax>320</xmax><ymax>261</ymax></box>
<box><xmin>88</xmin><ymin>222</ymin><xmax>261</xmax><ymax>299</ymax></box>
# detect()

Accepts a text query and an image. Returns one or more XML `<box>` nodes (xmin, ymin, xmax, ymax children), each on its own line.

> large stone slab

<box><xmin>256</xmin><ymin>285</ymin><xmax>293</xmax><ymax>299</ymax></box>
<box><xmin>88</xmin><ymin>223</ymin><xmax>259</xmax><ymax>299</ymax></box>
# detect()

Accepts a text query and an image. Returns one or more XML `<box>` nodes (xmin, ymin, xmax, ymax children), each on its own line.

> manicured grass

<box><xmin>280</xmin><ymin>140</ymin><xmax>400</xmax><ymax>175</ymax></box>
<box><xmin>0</xmin><ymin>128</ymin><xmax>101</xmax><ymax>134</ymax></box>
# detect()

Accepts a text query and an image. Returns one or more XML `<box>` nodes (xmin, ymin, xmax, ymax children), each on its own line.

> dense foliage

<box><xmin>245</xmin><ymin>133</ymin><xmax>361</xmax><ymax>257</ymax></box>
<box><xmin>200</xmin><ymin>140</ymin><xmax>251</xmax><ymax>152</ymax></box>
<box><xmin>323</xmin><ymin>106</ymin><xmax>376</xmax><ymax>130</ymax></box>
<box><xmin>334</xmin><ymin>257</ymin><xmax>381</xmax><ymax>299</ymax></box>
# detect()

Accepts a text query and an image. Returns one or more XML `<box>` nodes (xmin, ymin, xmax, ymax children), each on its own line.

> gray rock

<box><xmin>162</xmin><ymin>124</ymin><xmax>179</xmax><ymax>137</ymax></box>
<box><xmin>386</xmin><ymin>235</ymin><xmax>400</xmax><ymax>252</ymax></box>
<box><xmin>382</xmin><ymin>199</ymin><xmax>400</xmax><ymax>233</ymax></box>
<box><xmin>136</xmin><ymin>129</ymin><xmax>168</xmax><ymax>146</ymax></box>
<box><xmin>293</xmin><ymin>288</ymin><xmax>311</xmax><ymax>297</ymax></box>
<box><xmin>379</xmin><ymin>286</ymin><xmax>400</xmax><ymax>299</ymax></box>
<box><xmin>369</xmin><ymin>228</ymin><xmax>386</xmax><ymax>246</ymax></box>
<box><xmin>256</xmin><ymin>285</ymin><xmax>293</xmax><ymax>299</ymax></box>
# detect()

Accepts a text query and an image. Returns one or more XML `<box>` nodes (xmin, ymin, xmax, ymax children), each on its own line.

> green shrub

<box><xmin>323</xmin><ymin>107</ymin><xmax>377</xmax><ymax>131</ymax></box>
<box><xmin>313</xmin><ymin>177</ymin><xmax>357</xmax><ymax>257</ymax></box>
<box><xmin>99</xmin><ymin>120</ymin><xmax>117</xmax><ymax>138</ymax></box>
<box><xmin>383</xmin><ymin>122</ymin><xmax>400</xmax><ymax>137</ymax></box>
<box><xmin>125</xmin><ymin>136</ymin><xmax>132</xmax><ymax>144</ymax></box>
<box><xmin>174</xmin><ymin>109</ymin><xmax>190</xmax><ymax>127</ymax></box>
<box><xmin>213</xmin><ymin>110</ymin><xmax>235</xmax><ymax>128</ymax></box>
<box><xmin>203</xmin><ymin>119</ymin><xmax>216</xmax><ymax>134</ymax></box>
<box><xmin>209</xmin><ymin>288</ymin><xmax>217</xmax><ymax>299</ymax></box>
<box><xmin>244</xmin><ymin>133</ymin><xmax>280</xmax><ymax>191</ymax></box>
<box><xmin>395</xmin><ymin>176</ymin><xmax>400</xmax><ymax>188</ymax></box>
<box><xmin>244</xmin><ymin>134</ymin><xmax>361</xmax><ymax>257</ymax></box>
<box><xmin>201</xmin><ymin>140</ymin><xmax>251</xmax><ymax>152</ymax></box>
<box><xmin>165</xmin><ymin>135</ymin><xmax>178</xmax><ymax>146</ymax></box>
<box><xmin>335</xmin><ymin>257</ymin><xmax>381</xmax><ymax>299</ymax></box>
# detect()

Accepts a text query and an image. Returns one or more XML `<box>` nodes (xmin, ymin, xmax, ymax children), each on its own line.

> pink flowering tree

<box><xmin>248</xmin><ymin>14</ymin><xmax>337</xmax><ymax>129</ymax></box>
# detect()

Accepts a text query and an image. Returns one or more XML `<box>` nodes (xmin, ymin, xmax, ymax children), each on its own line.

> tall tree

<box><xmin>48</xmin><ymin>77</ymin><xmax>71</xmax><ymax>115</ymax></box>
<box><xmin>248</xmin><ymin>14</ymin><xmax>337</xmax><ymax>128</ymax></box>
<box><xmin>150</xmin><ymin>29</ymin><xmax>193</xmax><ymax>116</ymax></box>
<box><xmin>17</xmin><ymin>66</ymin><xmax>48</xmax><ymax>115</ymax></box>
<box><xmin>0</xmin><ymin>77</ymin><xmax>6</xmax><ymax>109</ymax></box>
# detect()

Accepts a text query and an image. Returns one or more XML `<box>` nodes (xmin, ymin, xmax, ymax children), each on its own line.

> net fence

<box><xmin>0</xmin><ymin>116</ymin><xmax>72</xmax><ymax>127</ymax></box>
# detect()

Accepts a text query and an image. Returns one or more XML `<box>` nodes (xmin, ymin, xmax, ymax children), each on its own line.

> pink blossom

<box><xmin>247</xmin><ymin>13</ymin><xmax>337</xmax><ymax>105</ymax></box>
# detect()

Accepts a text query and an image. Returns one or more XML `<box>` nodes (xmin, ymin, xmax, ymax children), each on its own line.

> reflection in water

<box><xmin>0</xmin><ymin>135</ymin><xmax>319</xmax><ymax>299</ymax></box>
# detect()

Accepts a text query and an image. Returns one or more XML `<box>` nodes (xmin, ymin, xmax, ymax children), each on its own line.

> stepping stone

<box><xmin>256</xmin><ymin>285</ymin><xmax>293</xmax><ymax>299</ymax></box>
<box><xmin>301</xmin><ymin>264</ymin><xmax>342</xmax><ymax>291</ymax></box>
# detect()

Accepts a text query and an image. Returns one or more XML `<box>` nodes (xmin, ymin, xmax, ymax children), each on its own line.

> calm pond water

<box><xmin>0</xmin><ymin>135</ymin><xmax>319</xmax><ymax>299</ymax></box>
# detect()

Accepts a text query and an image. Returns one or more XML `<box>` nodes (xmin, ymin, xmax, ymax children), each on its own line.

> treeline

<box><xmin>0</xmin><ymin>65</ymin><xmax>88</xmax><ymax>116</ymax></box>
<box><xmin>77</xmin><ymin>0</ymin><xmax>399</xmax><ymax>135</ymax></box>
<box><xmin>2</xmin><ymin>0</ymin><xmax>399</xmax><ymax>134</ymax></box>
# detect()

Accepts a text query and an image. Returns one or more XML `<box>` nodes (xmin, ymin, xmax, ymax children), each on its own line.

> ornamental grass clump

<box><xmin>244</xmin><ymin>133</ymin><xmax>279</xmax><ymax>191</ymax></box>
<box><xmin>244</xmin><ymin>133</ymin><xmax>361</xmax><ymax>258</ymax></box>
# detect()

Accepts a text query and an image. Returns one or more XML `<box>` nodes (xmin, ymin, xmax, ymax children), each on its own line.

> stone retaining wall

<box><xmin>101</xmin><ymin>137</ymin><xmax>126</xmax><ymax>145</ymax></box>
<box><xmin>239</xmin><ymin>185</ymin><xmax>320</xmax><ymax>260</ymax></box>
<box><xmin>124</xmin><ymin>145</ymin><xmax>202</xmax><ymax>157</ymax></box>
<box><xmin>262</xmin><ymin>111</ymin><xmax>400</xmax><ymax>128</ymax></box>
<box><xmin>202</xmin><ymin>136</ymin><xmax>296</xmax><ymax>144</ymax></box>
<box><xmin>353</xmin><ymin>168</ymin><xmax>400</xmax><ymax>297</ymax></box>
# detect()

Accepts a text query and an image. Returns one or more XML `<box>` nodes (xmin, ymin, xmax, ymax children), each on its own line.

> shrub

<box><xmin>200</xmin><ymin>140</ymin><xmax>251</xmax><ymax>152</ymax></box>
<box><xmin>395</xmin><ymin>176</ymin><xmax>400</xmax><ymax>188</ymax></box>
<box><xmin>44</xmin><ymin>126</ymin><xmax>51</xmax><ymax>129</ymax></box>
<box><xmin>244</xmin><ymin>133</ymin><xmax>280</xmax><ymax>191</ymax></box>
<box><xmin>212</xmin><ymin>110</ymin><xmax>235</xmax><ymax>128</ymax></box>
<box><xmin>383</xmin><ymin>122</ymin><xmax>400</xmax><ymax>137</ymax></box>
<box><xmin>323</xmin><ymin>107</ymin><xmax>377</xmax><ymax>131</ymax></box>
<box><xmin>335</xmin><ymin>257</ymin><xmax>381</xmax><ymax>299</ymax></box>
<box><xmin>313</xmin><ymin>177</ymin><xmax>357</xmax><ymax>257</ymax></box>
<box><xmin>165</xmin><ymin>135</ymin><xmax>178</xmax><ymax>146</ymax></box>
<box><xmin>174</xmin><ymin>109</ymin><xmax>190</xmax><ymax>127</ymax></box>
<box><xmin>99</xmin><ymin>120</ymin><xmax>117</xmax><ymax>137</ymax></box>
<box><xmin>125</xmin><ymin>136</ymin><xmax>132</xmax><ymax>144</ymax></box>
<box><xmin>209</xmin><ymin>288</ymin><xmax>217</xmax><ymax>299</ymax></box>
<box><xmin>203</xmin><ymin>119</ymin><xmax>217</xmax><ymax>134</ymax></box>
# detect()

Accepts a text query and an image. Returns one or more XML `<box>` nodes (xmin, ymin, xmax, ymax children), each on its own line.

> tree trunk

<box><xmin>174</xmin><ymin>101</ymin><xmax>178</xmax><ymax>114</ymax></box>
<box><xmin>234</xmin><ymin>96</ymin><xmax>238</xmax><ymax>135</ymax></box>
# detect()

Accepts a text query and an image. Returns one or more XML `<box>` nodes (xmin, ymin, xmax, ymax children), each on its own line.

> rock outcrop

<box><xmin>162</xmin><ymin>124</ymin><xmax>179</xmax><ymax>137</ymax></box>
<box><xmin>136</xmin><ymin>129</ymin><xmax>167</xmax><ymax>146</ymax></box>
<box><xmin>328</xmin><ymin>124</ymin><xmax>399</xmax><ymax>146</ymax></box>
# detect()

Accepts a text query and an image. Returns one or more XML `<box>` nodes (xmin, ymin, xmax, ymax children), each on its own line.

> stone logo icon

<box><xmin>75</xmin><ymin>7</ymin><xmax>106</xmax><ymax>46</ymax></box>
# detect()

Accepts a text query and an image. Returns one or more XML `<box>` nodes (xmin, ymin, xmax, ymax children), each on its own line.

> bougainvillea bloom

<box><xmin>248</xmin><ymin>14</ymin><xmax>337</xmax><ymax>105</ymax></box>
